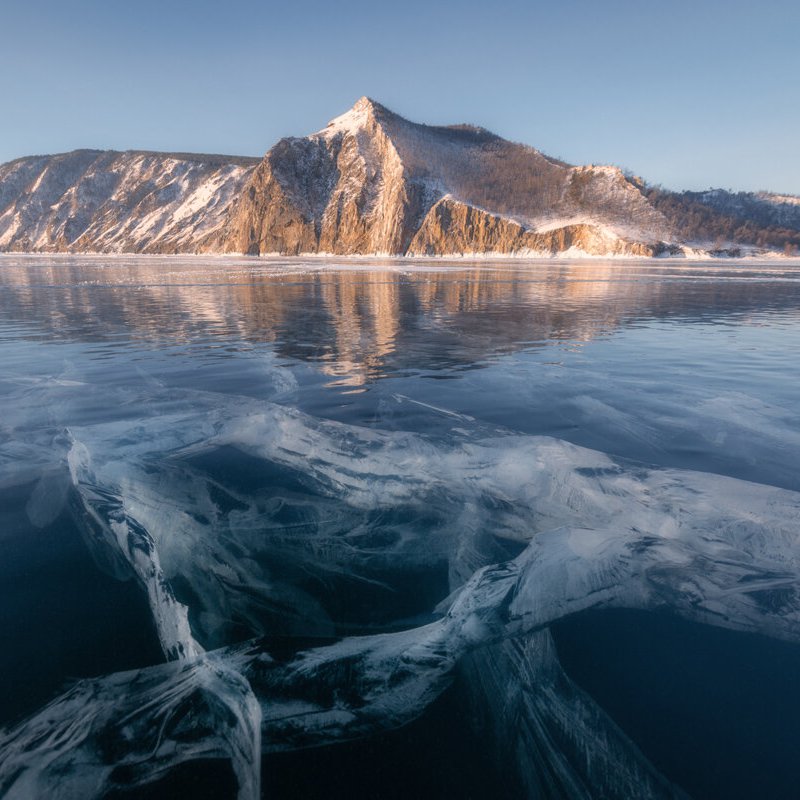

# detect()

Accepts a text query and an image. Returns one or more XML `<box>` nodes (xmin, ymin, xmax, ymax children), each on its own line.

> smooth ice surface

<box><xmin>0</xmin><ymin>256</ymin><xmax>799</xmax><ymax>799</ymax></box>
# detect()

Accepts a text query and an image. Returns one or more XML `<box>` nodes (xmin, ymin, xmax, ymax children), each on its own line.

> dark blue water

<box><xmin>1</xmin><ymin>255</ymin><xmax>799</xmax><ymax>798</ymax></box>
<box><xmin>552</xmin><ymin>610</ymin><xmax>800</xmax><ymax>800</ymax></box>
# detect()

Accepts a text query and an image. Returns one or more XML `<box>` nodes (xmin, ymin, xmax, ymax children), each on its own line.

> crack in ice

<box><xmin>1</xmin><ymin>384</ymin><xmax>799</xmax><ymax>798</ymax></box>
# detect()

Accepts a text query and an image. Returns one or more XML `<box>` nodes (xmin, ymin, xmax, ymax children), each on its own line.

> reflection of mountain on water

<box><xmin>1</xmin><ymin>257</ymin><xmax>799</xmax><ymax>386</ymax></box>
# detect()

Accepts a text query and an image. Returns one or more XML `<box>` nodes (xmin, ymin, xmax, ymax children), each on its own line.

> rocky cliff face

<box><xmin>224</xmin><ymin>99</ymin><xmax>435</xmax><ymax>256</ymax></box>
<box><xmin>223</xmin><ymin>97</ymin><xmax>674</xmax><ymax>257</ymax></box>
<box><xmin>0</xmin><ymin>97</ymin><xmax>798</xmax><ymax>257</ymax></box>
<box><xmin>406</xmin><ymin>196</ymin><xmax>667</xmax><ymax>256</ymax></box>
<box><xmin>0</xmin><ymin>150</ymin><xmax>257</xmax><ymax>253</ymax></box>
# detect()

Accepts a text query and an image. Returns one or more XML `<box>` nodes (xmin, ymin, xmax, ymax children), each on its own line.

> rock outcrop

<box><xmin>223</xmin><ymin>97</ymin><xmax>674</xmax><ymax>257</ymax></box>
<box><xmin>406</xmin><ymin>196</ymin><xmax>667</xmax><ymax>256</ymax></box>
<box><xmin>223</xmin><ymin>99</ymin><xmax>435</xmax><ymax>256</ymax></box>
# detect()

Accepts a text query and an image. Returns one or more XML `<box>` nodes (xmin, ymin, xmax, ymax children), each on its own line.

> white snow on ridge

<box><xmin>0</xmin><ymin>151</ymin><xmax>256</xmax><ymax>253</ymax></box>
<box><xmin>758</xmin><ymin>192</ymin><xmax>800</xmax><ymax>206</ymax></box>
<box><xmin>316</xmin><ymin>96</ymin><xmax>377</xmax><ymax>140</ymax></box>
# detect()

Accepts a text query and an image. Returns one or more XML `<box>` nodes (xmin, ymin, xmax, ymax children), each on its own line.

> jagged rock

<box><xmin>223</xmin><ymin>97</ymin><xmax>672</xmax><ymax>257</ymax></box>
<box><xmin>223</xmin><ymin>98</ymin><xmax>433</xmax><ymax>255</ymax></box>
<box><xmin>406</xmin><ymin>196</ymin><xmax>665</xmax><ymax>256</ymax></box>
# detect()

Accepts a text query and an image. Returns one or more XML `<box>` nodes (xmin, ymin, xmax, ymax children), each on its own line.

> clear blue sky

<box><xmin>2</xmin><ymin>0</ymin><xmax>798</xmax><ymax>193</ymax></box>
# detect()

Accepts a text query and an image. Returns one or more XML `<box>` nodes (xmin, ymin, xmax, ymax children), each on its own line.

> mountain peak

<box><xmin>317</xmin><ymin>96</ymin><xmax>397</xmax><ymax>139</ymax></box>
<box><xmin>352</xmin><ymin>95</ymin><xmax>381</xmax><ymax>113</ymax></box>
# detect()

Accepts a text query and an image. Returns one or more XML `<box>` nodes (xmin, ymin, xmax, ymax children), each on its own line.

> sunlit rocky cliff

<box><xmin>223</xmin><ymin>97</ymin><xmax>674</xmax><ymax>257</ymax></box>
<box><xmin>1</xmin><ymin>98</ymin><xmax>798</xmax><ymax>257</ymax></box>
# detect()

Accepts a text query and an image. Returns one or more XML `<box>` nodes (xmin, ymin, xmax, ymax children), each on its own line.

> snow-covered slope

<box><xmin>0</xmin><ymin>150</ymin><xmax>257</xmax><ymax>253</ymax></box>
<box><xmin>697</xmin><ymin>189</ymin><xmax>800</xmax><ymax>230</ymax></box>
<box><xmin>645</xmin><ymin>186</ymin><xmax>800</xmax><ymax>253</ymax></box>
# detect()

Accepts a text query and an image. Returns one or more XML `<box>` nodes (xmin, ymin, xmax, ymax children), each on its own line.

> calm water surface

<box><xmin>1</xmin><ymin>255</ymin><xmax>799</xmax><ymax>799</ymax></box>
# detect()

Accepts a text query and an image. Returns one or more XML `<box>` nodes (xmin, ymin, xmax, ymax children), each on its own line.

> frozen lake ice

<box><xmin>1</xmin><ymin>255</ymin><xmax>799</xmax><ymax>799</ymax></box>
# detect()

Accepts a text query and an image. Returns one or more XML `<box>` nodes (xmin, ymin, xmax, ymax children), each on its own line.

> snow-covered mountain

<box><xmin>1</xmin><ymin>98</ymin><xmax>798</xmax><ymax>257</ymax></box>
<box><xmin>223</xmin><ymin>97</ymin><xmax>676</xmax><ymax>257</ymax></box>
<box><xmin>0</xmin><ymin>150</ymin><xmax>257</xmax><ymax>253</ymax></box>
